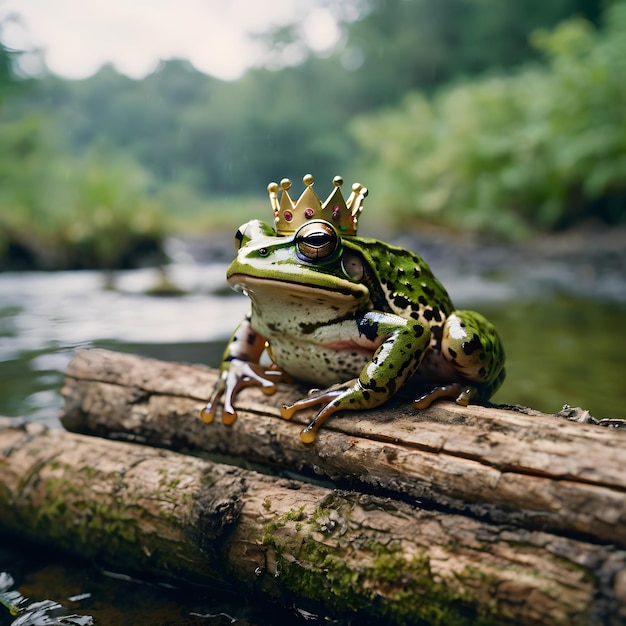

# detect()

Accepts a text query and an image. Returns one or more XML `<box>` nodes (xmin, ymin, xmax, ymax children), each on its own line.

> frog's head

<box><xmin>226</xmin><ymin>219</ymin><xmax>370</xmax><ymax>305</ymax></box>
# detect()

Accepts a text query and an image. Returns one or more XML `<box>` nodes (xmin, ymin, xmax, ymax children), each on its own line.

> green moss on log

<box><xmin>36</xmin><ymin>472</ymin><xmax>140</xmax><ymax>557</ymax></box>
<box><xmin>260</xmin><ymin>502</ymin><xmax>498</xmax><ymax>626</ymax></box>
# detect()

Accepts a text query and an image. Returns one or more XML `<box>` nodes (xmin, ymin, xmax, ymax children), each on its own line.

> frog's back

<box><xmin>349</xmin><ymin>237</ymin><xmax>454</xmax><ymax>322</ymax></box>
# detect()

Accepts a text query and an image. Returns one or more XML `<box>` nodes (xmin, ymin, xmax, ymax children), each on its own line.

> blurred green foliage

<box><xmin>0</xmin><ymin>115</ymin><xmax>164</xmax><ymax>269</ymax></box>
<box><xmin>0</xmin><ymin>0</ymin><xmax>621</xmax><ymax>268</ymax></box>
<box><xmin>0</xmin><ymin>24</ymin><xmax>165</xmax><ymax>270</ymax></box>
<box><xmin>351</xmin><ymin>3</ymin><xmax>626</xmax><ymax>237</ymax></box>
<box><xmin>12</xmin><ymin>0</ymin><xmax>601</xmax><ymax>198</ymax></box>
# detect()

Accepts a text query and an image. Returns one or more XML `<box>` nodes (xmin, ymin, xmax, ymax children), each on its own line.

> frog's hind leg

<box><xmin>414</xmin><ymin>310</ymin><xmax>505</xmax><ymax>410</ymax></box>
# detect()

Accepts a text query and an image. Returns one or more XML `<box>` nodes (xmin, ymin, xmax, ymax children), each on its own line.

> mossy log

<box><xmin>61</xmin><ymin>349</ymin><xmax>626</xmax><ymax>548</ymax></box>
<box><xmin>0</xmin><ymin>418</ymin><xmax>625</xmax><ymax>626</ymax></box>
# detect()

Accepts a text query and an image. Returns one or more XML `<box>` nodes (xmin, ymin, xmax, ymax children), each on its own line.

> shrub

<box><xmin>351</xmin><ymin>3</ymin><xmax>626</xmax><ymax>238</ymax></box>
<box><xmin>0</xmin><ymin>116</ymin><xmax>165</xmax><ymax>269</ymax></box>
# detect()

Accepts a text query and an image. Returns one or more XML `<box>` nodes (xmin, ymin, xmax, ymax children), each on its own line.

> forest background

<box><xmin>0</xmin><ymin>0</ymin><xmax>624</xmax><ymax>270</ymax></box>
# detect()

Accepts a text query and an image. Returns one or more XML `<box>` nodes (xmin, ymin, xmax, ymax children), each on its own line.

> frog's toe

<box><xmin>238</xmin><ymin>361</ymin><xmax>281</xmax><ymax>393</ymax></box>
<box><xmin>453</xmin><ymin>385</ymin><xmax>477</xmax><ymax>407</ymax></box>
<box><xmin>220</xmin><ymin>381</ymin><xmax>240</xmax><ymax>424</ymax></box>
<box><xmin>222</xmin><ymin>407</ymin><xmax>238</xmax><ymax>425</ymax></box>
<box><xmin>200</xmin><ymin>405</ymin><xmax>216</xmax><ymax>424</ymax></box>
<box><xmin>201</xmin><ymin>379</ymin><xmax>226</xmax><ymax>423</ymax></box>
<box><xmin>413</xmin><ymin>382</ymin><xmax>476</xmax><ymax>410</ymax></box>
<box><xmin>300</xmin><ymin>419</ymin><xmax>323</xmax><ymax>444</ymax></box>
<box><xmin>281</xmin><ymin>389</ymin><xmax>343</xmax><ymax>420</ymax></box>
<box><xmin>300</xmin><ymin>400</ymin><xmax>343</xmax><ymax>443</ymax></box>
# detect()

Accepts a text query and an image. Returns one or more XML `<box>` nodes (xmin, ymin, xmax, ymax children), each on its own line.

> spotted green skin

<box><xmin>205</xmin><ymin>219</ymin><xmax>505</xmax><ymax>441</ymax></box>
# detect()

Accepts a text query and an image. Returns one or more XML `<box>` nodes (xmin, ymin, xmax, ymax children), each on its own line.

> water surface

<box><xmin>0</xmin><ymin>257</ymin><xmax>623</xmax><ymax>421</ymax></box>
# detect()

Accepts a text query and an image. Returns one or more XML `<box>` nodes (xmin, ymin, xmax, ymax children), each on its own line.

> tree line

<box><xmin>0</xmin><ymin>0</ymin><xmax>622</xmax><ymax>269</ymax></box>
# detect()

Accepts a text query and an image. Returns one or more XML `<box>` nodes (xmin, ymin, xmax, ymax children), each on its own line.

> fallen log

<box><xmin>61</xmin><ymin>348</ymin><xmax>626</xmax><ymax>548</ymax></box>
<box><xmin>0</xmin><ymin>418</ymin><xmax>625</xmax><ymax>625</ymax></box>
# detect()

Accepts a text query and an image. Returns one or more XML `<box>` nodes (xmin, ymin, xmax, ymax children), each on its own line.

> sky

<box><xmin>0</xmin><ymin>0</ymin><xmax>346</xmax><ymax>80</ymax></box>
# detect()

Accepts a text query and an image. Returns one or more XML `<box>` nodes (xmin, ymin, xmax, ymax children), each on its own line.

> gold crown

<box><xmin>267</xmin><ymin>174</ymin><xmax>368</xmax><ymax>236</ymax></box>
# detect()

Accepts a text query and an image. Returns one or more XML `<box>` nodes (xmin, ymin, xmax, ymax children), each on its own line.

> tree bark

<box><xmin>1</xmin><ymin>418</ymin><xmax>625</xmax><ymax>626</ymax></box>
<box><xmin>61</xmin><ymin>348</ymin><xmax>626</xmax><ymax>548</ymax></box>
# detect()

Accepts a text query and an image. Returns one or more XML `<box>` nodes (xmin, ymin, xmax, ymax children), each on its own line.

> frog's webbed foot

<box><xmin>201</xmin><ymin>359</ymin><xmax>282</xmax><ymax>426</ymax></box>
<box><xmin>281</xmin><ymin>383</ymin><xmax>353</xmax><ymax>444</ymax></box>
<box><xmin>413</xmin><ymin>382</ymin><xmax>477</xmax><ymax>410</ymax></box>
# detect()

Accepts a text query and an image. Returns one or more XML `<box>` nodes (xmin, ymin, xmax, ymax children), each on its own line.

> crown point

<box><xmin>268</xmin><ymin>174</ymin><xmax>367</xmax><ymax>237</ymax></box>
<box><xmin>350</xmin><ymin>182</ymin><xmax>369</xmax><ymax>199</ymax></box>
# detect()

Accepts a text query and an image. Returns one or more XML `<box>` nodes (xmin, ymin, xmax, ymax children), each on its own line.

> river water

<box><xmin>1</xmin><ymin>239</ymin><xmax>624</xmax><ymax>423</ymax></box>
<box><xmin>0</xmin><ymin>262</ymin><xmax>243</xmax><ymax>424</ymax></box>
<box><xmin>0</xmin><ymin>235</ymin><xmax>624</xmax><ymax>625</ymax></box>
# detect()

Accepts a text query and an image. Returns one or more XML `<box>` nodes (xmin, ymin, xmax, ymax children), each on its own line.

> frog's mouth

<box><xmin>228</xmin><ymin>273</ymin><xmax>367</xmax><ymax>304</ymax></box>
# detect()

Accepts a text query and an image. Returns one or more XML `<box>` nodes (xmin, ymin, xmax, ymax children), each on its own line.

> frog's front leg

<box><xmin>414</xmin><ymin>310</ymin><xmax>505</xmax><ymax>409</ymax></box>
<box><xmin>281</xmin><ymin>311</ymin><xmax>431</xmax><ymax>443</ymax></box>
<box><xmin>201</xmin><ymin>313</ymin><xmax>282</xmax><ymax>425</ymax></box>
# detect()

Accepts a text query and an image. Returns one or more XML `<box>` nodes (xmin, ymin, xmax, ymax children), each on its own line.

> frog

<box><xmin>201</xmin><ymin>175</ymin><xmax>505</xmax><ymax>444</ymax></box>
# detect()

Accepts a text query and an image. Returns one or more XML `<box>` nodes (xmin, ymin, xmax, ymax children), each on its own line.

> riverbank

<box><xmin>3</xmin><ymin>213</ymin><xmax>625</xmax><ymax>302</ymax></box>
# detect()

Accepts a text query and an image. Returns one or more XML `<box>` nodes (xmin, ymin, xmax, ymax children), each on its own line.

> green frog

<box><xmin>202</xmin><ymin>175</ymin><xmax>505</xmax><ymax>443</ymax></box>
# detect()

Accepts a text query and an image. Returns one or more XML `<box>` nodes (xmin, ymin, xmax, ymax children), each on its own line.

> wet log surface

<box><xmin>1</xmin><ymin>347</ymin><xmax>625</xmax><ymax>625</ymax></box>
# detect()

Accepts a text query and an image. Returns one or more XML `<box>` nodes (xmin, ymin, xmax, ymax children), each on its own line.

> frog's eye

<box><xmin>295</xmin><ymin>222</ymin><xmax>339</xmax><ymax>262</ymax></box>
